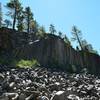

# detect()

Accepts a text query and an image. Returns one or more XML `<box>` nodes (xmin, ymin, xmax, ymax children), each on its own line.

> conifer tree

<box><xmin>71</xmin><ymin>25</ymin><xmax>83</xmax><ymax>50</ymax></box>
<box><xmin>64</xmin><ymin>35</ymin><xmax>71</xmax><ymax>45</ymax></box>
<box><xmin>58</xmin><ymin>31</ymin><xmax>62</xmax><ymax>37</ymax></box>
<box><xmin>6</xmin><ymin>0</ymin><xmax>22</xmax><ymax>29</ymax></box>
<box><xmin>49</xmin><ymin>24</ymin><xmax>56</xmax><ymax>34</ymax></box>
<box><xmin>17</xmin><ymin>14</ymin><xmax>24</xmax><ymax>31</ymax></box>
<box><xmin>24</xmin><ymin>7</ymin><xmax>33</xmax><ymax>33</ymax></box>
<box><xmin>38</xmin><ymin>26</ymin><xmax>46</xmax><ymax>38</ymax></box>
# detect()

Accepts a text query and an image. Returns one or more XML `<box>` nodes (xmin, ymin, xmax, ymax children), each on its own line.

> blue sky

<box><xmin>1</xmin><ymin>0</ymin><xmax>100</xmax><ymax>53</ymax></box>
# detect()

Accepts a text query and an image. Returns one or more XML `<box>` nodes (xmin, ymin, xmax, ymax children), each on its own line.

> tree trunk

<box><xmin>12</xmin><ymin>8</ymin><xmax>17</xmax><ymax>30</ymax></box>
<box><xmin>27</xmin><ymin>14</ymin><xmax>30</xmax><ymax>33</ymax></box>
<box><xmin>76</xmin><ymin>32</ymin><xmax>85</xmax><ymax>68</ymax></box>
<box><xmin>76</xmin><ymin>33</ymin><xmax>83</xmax><ymax>50</ymax></box>
<box><xmin>12</xmin><ymin>0</ymin><xmax>17</xmax><ymax>30</ymax></box>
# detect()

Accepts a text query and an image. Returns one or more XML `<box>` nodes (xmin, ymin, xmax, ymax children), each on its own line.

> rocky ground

<box><xmin>0</xmin><ymin>66</ymin><xmax>100</xmax><ymax>100</ymax></box>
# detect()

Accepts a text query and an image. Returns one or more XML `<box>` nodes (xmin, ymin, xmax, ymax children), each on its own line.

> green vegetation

<box><xmin>6</xmin><ymin>0</ymin><xmax>22</xmax><ymax>29</ymax></box>
<box><xmin>37</xmin><ymin>26</ymin><xmax>46</xmax><ymax>38</ymax></box>
<box><xmin>16</xmin><ymin>59</ymin><xmax>40</xmax><ymax>68</ymax></box>
<box><xmin>49</xmin><ymin>24</ymin><xmax>56</xmax><ymax>34</ymax></box>
<box><xmin>71</xmin><ymin>25</ymin><xmax>98</xmax><ymax>54</ymax></box>
<box><xmin>0</xmin><ymin>54</ymin><xmax>40</xmax><ymax>68</ymax></box>
<box><xmin>64</xmin><ymin>35</ymin><xmax>71</xmax><ymax>45</ymax></box>
<box><xmin>71</xmin><ymin>25</ymin><xmax>83</xmax><ymax>50</ymax></box>
<box><xmin>24</xmin><ymin>6</ymin><xmax>33</xmax><ymax>33</ymax></box>
<box><xmin>81</xmin><ymin>39</ymin><xmax>98</xmax><ymax>54</ymax></box>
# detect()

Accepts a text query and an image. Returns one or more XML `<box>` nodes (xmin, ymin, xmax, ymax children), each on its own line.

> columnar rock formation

<box><xmin>0</xmin><ymin>27</ymin><xmax>100</xmax><ymax>74</ymax></box>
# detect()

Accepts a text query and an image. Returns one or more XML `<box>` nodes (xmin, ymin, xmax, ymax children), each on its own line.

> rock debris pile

<box><xmin>0</xmin><ymin>67</ymin><xmax>100</xmax><ymax>100</ymax></box>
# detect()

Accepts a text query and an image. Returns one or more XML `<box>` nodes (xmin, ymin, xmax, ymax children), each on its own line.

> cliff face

<box><xmin>16</xmin><ymin>35</ymin><xmax>100</xmax><ymax>74</ymax></box>
<box><xmin>0</xmin><ymin>28</ymin><xmax>100</xmax><ymax>74</ymax></box>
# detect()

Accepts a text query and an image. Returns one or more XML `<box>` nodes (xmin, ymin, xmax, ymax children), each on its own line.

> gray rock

<box><xmin>9</xmin><ymin>82</ymin><xmax>15</xmax><ymax>88</ymax></box>
<box><xmin>37</xmin><ymin>96</ymin><xmax>49</xmax><ymax>100</ymax></box>
<box><xmin>50</xmin><ymin>91</ymin><xmax>65</xmax><ymax>100</ymax></box>
<box><xmin>0</xmin><ymin>96</ymin><xmax>9</xmax><ymax>100</ymax></box>
<box><xmin>0</xmin><ymin>67</ymin><xmax>100</xmax><ymax>100</ymax></box>
<box><xmin>19</xmin><ymin>93</ymin><xmax>26</xmax><ymax>100</ymax></box>
<box><xmin>67</xmin><ymin>94</ymin><xmax>80</xmax><ymax>100</ymax></box>
<box><xmin>49</xmin><ymin>83</ymin><xmax>60</xmax><ymax>91</ymax></box>
<box><xmin>0</xmin><ymin>73</ymin><xmax>4</xmax><ymax>83</ymax></box>
<box><xmin>3</xmin><ymin>93</ymin><xmax>19</xmax><ymax>100</ymax></box>
<box><xmin>25</xmin><ymin>94</ymin><xmax>34</xmax><ymax>100</ymax></box>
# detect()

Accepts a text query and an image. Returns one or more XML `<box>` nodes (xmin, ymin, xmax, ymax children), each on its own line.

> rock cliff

<box><xmin>0</xmin><ymin>27</ymin><xmax>100</xmax><ymax>74</ymax></box>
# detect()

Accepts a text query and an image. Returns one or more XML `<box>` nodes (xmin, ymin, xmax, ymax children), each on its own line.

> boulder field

<box><xmin>0</xmin><ymin>67</ymin><xmax>100</xmax><ymax>100</ymax></box>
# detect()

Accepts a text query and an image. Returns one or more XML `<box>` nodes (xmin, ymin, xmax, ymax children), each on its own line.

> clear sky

<box><xmin>1</xmin><ymin>0</ymin><xmax>100</xmax><ymax>53</ymax></box>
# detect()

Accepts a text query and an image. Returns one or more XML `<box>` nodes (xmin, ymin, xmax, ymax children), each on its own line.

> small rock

<box><xmin>0</xmin><ymin>95</ymin><xmax>9</xmax><ymax>100</ymax></box>
<box><xmin>19</xmin><ymin>93</ymin><xmax>26</xmax><ymax>100</ymax></box>
<box><xmin>0</xmin><ymin>73</ymin><xmax>4</xmax><ymax>83</ymax></box>
<box><xmin>67</xmin><ymin>94</ymin><xmax>80</xmax><ymax>100</ymax></box>
<box><xmin>25</xmin><ymin>94</ymin><xmax>34</xmax><ymax>100</ymax></box>
<box><xmin>49</xmin><ymin>83</ymin><xmax>60</xmax><ymax>91</ymax></box>
<box><xmin>87</xmin><ymin>85</ymin><xmax>94</xmax><ymax>90</ymax></box>
<box><xmin>4</xmin><ymin>93</ymin><xmax>19</xmax><ymax>100</ymax></box>
<box><xmin>37</xmin><ymin>96</ymin><xmax>49</xmax><ymax>100</ymax></box>
<box><xmin>9</xmin><ymin>82</ymin><xmax>15</xmax><ymax>88</ymax></box>
<box><xmin>50</xmin><ymin>91</ymin><xmax>65</xmax><ymax>100</ymax></box>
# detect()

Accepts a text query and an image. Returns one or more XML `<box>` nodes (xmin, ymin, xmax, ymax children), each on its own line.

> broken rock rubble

<box><xmin>0</xmin><ymin>67</ymin><xmax>100</xmax><ymax>100</ymax></box>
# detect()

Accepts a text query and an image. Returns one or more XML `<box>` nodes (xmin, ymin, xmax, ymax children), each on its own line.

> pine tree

<box><xmin>58</xmin><ymin>31</ymin><xmax>62</xmax><ymax>37</ymax></box>
<box><xmin>64</xmin><ymin>35</ymin><xmax>71</xmax><ymax>45</ymax></box>
<box><xmin>81</xmin><ymin>39</ymin><xmax>98</xmax><ymax>54</ymax></box>
<box><xmin>6</xmin><ymin>0</ymin><xmax>22</xmax><ymax>29</ymax></box>
<box><xmin>71</xmin><ymin>25</ymin><xmax>83</xmax><ymax>50</ymax></box>
<box><xmin>30</xmin><ymin>20</ymin><xmax>39</xmax><ymax>34</ymax></box>
<box><xmin>38</xmin><ymin>26</ymin><xmax>46</xmax><ymax>38</ymax></box>
<box><xmin>49</xmin><ymin>24</ymin><xmax>56</xmax><ymax>34</ymax></box>
<box><xmin>24</xmin><ymin>7</ymin><xmax>33</xmax><ymax>33</ymax></box>
<box><xmin>17</xmin><ymin>14</ymin><xmax>24</xmax><ymax>31</ymax></box>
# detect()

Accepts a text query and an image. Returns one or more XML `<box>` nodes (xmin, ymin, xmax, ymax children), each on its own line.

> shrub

<box><xmin>16</xmin><ymin>59</ymin><xmax>40</xmax><ymax>68</ymax></box>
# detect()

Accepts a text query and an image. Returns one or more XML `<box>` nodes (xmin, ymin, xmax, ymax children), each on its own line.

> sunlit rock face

<box><xmin>0</xmin><ymin>27</ymin><xmax>100</xmax><ymax>74</ymax></box>
<box><xmin>16</xmin><ymin>34</ymin><xmax>100</xmax><ymax>74</ymax></box>
<box><xmin>15</xmin><ymin>34</ymin><xmax>82</xmax><ymax>70</ymax></box>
